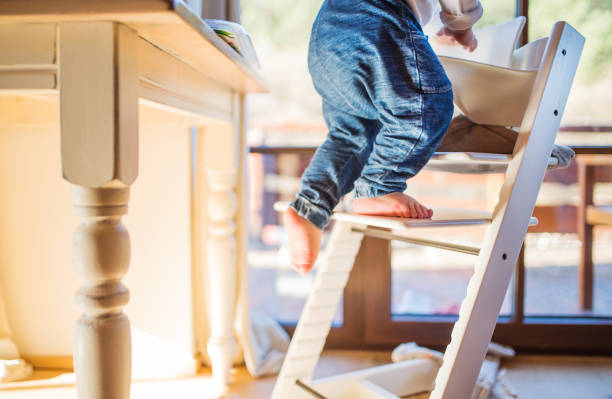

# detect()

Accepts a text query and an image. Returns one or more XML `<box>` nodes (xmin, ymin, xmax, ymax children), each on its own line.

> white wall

<box><xmin>0</xmin><ymin>95</ymin><xmax>198</xmax><ymax>377</ymax></box>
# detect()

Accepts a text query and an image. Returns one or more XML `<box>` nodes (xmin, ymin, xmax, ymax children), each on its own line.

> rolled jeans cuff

<box><xmin>353</xmin><ymin>175</ymin><xmax>407</xmax><ymax>198</ymax></box>
<box><xmin>289</xmin><ymin>196</ymin><xmax>330</xmax><ymax>230</ymax></box>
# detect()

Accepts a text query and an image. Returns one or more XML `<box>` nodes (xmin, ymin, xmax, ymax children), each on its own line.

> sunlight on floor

<box><xmin>2</xmin><ymin>352</ymin><xmax>611</xmax><ymax>399</ymax></box>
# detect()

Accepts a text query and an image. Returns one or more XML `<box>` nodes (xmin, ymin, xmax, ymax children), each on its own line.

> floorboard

<box><xmin>1</xmin><ymin>351</ymin><xmax>611</xmax><ymax>398</ymax></box>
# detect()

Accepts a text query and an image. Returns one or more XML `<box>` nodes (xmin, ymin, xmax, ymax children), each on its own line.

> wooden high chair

<box><xmin>271</xmin><ymin>19</ymin><xmax>584</xmax><ymax>399</ymax></box>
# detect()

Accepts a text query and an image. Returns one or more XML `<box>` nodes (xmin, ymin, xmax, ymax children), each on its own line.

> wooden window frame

<box><xmin>253</xmin><ymin>146</ymin><xmax>612</xmax><ymax>354</ymax></box>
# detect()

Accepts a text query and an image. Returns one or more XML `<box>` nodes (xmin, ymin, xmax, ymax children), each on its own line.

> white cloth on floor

<box><xmin>392</xmin><ymin>341</ymin><xmax>518</xmax><ymax>399</ymax></box>
<box><xmin>242</xmin><ymin>312</ymin><xmax>290</xmax><ymax>377</ymax></box>
<box><xmin>391</xmin><ymin>342</ymin><xmax>444</xmax><ymax>365</ymax></box>
<box><xmin>490</xmin><ymin>369</ymin><xmax>519</xmax><ymax>399</ymax></box>
<box><xmin>487</xmin><ymin>342</ymin><xmax>516</xmax><ymax>358</ymax></box>
<box><xmin>0</xmin><ymin>359</ymin><xmax>32</xmax><ymax>382</ymax></box>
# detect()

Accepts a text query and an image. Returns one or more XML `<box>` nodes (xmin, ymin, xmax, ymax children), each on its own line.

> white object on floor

<box><xmin>0</xmin><ymin>284</ymin><xmax>31</xmax><ymax>382</ymax></box>
<box><xmin>0</xmin><ymin>359</ymin><xmax>32</xmax><ymax>382</ymax></box>
<box><xmin>390</xmin><ymin>342</ymin><xmax>515</xmax><ymax>399</ymax></box>
<box><xmin>246</xmin><ymin>312</ymin><xmax>290</xmax><ymax>377</ymax></box>
<box><xmin>391</xmin><ymin>342</ymin><xmax>444</xmax><ymax>365</ymax></box>
<box><xmin>471</xmin><ymin>357</ymin><xmax>500</xmax><ymax>399</ymax></box>
<box><xmin>271</xmin><ymin>19</ymin><xmax>583</xmax><ymax>399</ymax></box>
<box><xmin>487</xmin><ymin>342</ymin><xmax>516</xmax><ymax>359</ymax></box>
<box><xmin>490</xmin><ymin>369</ymin><xmax>519</xmax><ymax>399</ymax></box>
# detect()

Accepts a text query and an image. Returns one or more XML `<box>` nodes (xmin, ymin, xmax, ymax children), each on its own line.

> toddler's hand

<box><xmin>435</xmin><ymin>27</ymin><xmax>478</xmax><ymax>52</ymax></box>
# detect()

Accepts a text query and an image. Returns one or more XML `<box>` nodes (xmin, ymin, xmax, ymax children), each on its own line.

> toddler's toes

<box><xmin>415</xmin><ymin>204</ymin><xmax>426</xmax><ymax>218</ymax></box>
<box><xmin>408</xmin><ymin>202</ymin><xmax>419</xmax><ymax>218</ymax></box>
<box><xmin>421</xmin><ymin>205</ymin><xmax>431</xmax><ymax>219</ymax></box>
<box><xmin>410</xmin><ymin>203</ymin><xmax>422</xmax><ymax>218</ymax></box>
<box><xmin>292</xmin><ymin>261</ymin><xmax>312</xmax><ymax>275</ymax></box>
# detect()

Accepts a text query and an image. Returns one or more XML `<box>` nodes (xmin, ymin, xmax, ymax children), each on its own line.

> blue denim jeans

<box><xmin>290</xmin><ymin>0</ymin><xmax>454</xmax><ymax>229</ymax></box>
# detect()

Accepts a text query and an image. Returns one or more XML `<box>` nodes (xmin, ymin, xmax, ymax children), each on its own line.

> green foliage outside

<box><xmin>473</xmin><ymin>0</ymin><xmax>515</xmax><ymax>29</ymax></box>
<box><xmin>242</xmin><ymin>0</ymin><xmax>611</xmax><ymax>81</ymax></box>
<box><xmin>529</xmin><ymin>0</ymin><xmax>612</xmax><ymax>81</ymax></box>
<box><xmin>241</xmin><ymin>0</ymin><xmax>611</xmax><ymax>124</ymax></box>
<box><xmin>241</xmin><ymin>0</ymin><xmax>323</xmax><ymax>48</ymax></box>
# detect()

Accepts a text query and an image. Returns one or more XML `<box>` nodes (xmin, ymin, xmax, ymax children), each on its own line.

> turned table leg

<box><xmin>199</xmin><ymin>93</ymin><xmax>245</xmax><ymax>386</ymax></box>
<box><xmin>71</xmin><ymin>185</ymin><xmax>132</xmax><ymax>397</ymax></box>
<box><xmin>59</xmin><ymin>21</ymin><xmax>138</xmax><ymax>399</ymax></box>
<box><xmin>206</xmin><ymin>168</ymin><xmax>238</xmax><ymax>386</ymax></box>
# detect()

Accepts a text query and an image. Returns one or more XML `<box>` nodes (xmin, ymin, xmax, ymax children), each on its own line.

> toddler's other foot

<box><xmin>353</xmin><ymin>192</ymin><xmax>433</xmax><ymax>219</ymax></box>
<box><xmin>283</xmin><ymin>207</ymin><xmax>322</xmax><ymax>274</ymax></box>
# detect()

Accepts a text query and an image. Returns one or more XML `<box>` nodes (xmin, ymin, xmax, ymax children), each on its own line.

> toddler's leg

<box><xmin>351</xmin><ymin>21</ymin><xmax>455</xmax><ymax>216</ymax></box>
<box><xmin>286</xmin><ymin>0</ymin><xmax>453</xmax><ymax>272</ymax></box>
<box><xmin>285</xmin><ymin>102</ymin><xmax>380</xmax><ymax>274</ymax></box>
<box><xmin>353</xmin><ymin>90</ymin><xmax>454</xmax><ymax>217</ymax></box>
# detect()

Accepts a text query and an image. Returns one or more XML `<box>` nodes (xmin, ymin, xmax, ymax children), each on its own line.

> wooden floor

<box><xmin>1</xmin><ymin>351</ymin><xmax>611</xmax><ymax>398</ymax></box>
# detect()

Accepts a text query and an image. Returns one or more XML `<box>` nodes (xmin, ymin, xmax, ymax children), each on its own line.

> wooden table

<box><xmin>0</xmin><ymin>1</ymin><xmax>265</xmax><ymax>397</ymax></box>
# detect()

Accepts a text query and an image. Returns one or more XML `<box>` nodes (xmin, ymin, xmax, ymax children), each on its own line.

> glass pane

<box><xmin>525</xmin><ymin>160</ymin><xmax>612</xmax><ymax>317</ymax></box>
<box><xmin>473</xmin><ymin>0</ymin><xmax>516</xmax><ymax>29</ymax></box>
<box><xmin>525</xmin><ymin>230</ymin><xmax>612</xmax><ymax>317</ymax></box>
<box><xmin>248</xmin><ymin>244</ymin><xmax>343</xmax><ymax>325</ymax></box>
<box><xmin>246</xmin><ymin>153</ymin><xmax>343</xmax><ymax>325</ymax></box>
<box><xmin>391</xmin><ymin>171</ymin><xmax>513</xmax><ymax>318</ymax></box>
<box><xmin>391</xmin><ymin>238</ymin><xmax>514</xmax><ymax>318</ymax></box>
<box><xmin>241</xmin><ymin>1</ymin><xmax>342</xmax><ymax>325</ymax></box>
<box><xmin>241</xmin><ymin>0</ymin><xmax>326</xmax><ymax>133</ymax></box>
<box><xmin>529</xmin><ymin>0</ymin><xmax>612</xmax><ymax>126</ymax></box>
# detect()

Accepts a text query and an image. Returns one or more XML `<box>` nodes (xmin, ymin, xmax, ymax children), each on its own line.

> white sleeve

<box><xmin>438</xmin><ymin>0</ymin><xmax>483</xmax><ymax>31</ymax></box>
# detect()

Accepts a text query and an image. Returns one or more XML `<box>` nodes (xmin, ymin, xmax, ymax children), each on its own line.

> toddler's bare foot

<box><xmin>283</xmin><ymin>207</ymin><xmax>322</xmax><ymax>274</ymax></box>
<box><xmin>353</xmin><ymin>192</ymin><xmax>433</xmax><ymax>219</ymax></box>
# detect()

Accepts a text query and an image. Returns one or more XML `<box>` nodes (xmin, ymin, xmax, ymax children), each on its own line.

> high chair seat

<box><xmin>427</xmin><ymin>115</ymin><xmax>575</xmax><ymax>173</ymax></box>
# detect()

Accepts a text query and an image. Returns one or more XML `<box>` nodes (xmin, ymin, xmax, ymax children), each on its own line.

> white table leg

<box><xmin>59</xmin><ymin>21</ymin><xmax>138</xmax><ymax>399</ymax></box>
<box><xmin>206</xmin><ymin>168</ymin><xmax>238</xmax><ymax>387</ymax></box>
<box><xmin>71</xmin><ymin>185</ymin><xmax>132</xmax><ymax>398</ymax></box>
<box><xmin>199</xmin><ymin>93</ymin><xmax>245</xmax><ymax>386</ymax></box>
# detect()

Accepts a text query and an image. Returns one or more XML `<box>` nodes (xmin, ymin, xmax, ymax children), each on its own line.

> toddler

<box><xmin>285</xmin><ymin>0</ymin><xmax>482</xmax><ymax>273</ymax></box>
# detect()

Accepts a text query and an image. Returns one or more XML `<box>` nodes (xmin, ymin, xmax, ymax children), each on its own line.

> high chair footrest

<box><xmin>275</xmin><ymin>202</ymin><xmax>537</xmax><ymax>230</ymax></box>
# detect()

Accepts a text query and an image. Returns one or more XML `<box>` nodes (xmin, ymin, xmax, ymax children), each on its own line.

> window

<box><xmin>242</xmin><ymin>0</ymin><xmax>612</xmax><ymax>352</ymax></box>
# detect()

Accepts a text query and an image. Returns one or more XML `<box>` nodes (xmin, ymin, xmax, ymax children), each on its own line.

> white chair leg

<box><xmin>206</xmin><ymin>168</ymin><xmax>238</xmax><ymax>387</ymax></box>
<box><xmin>272</xmin><ymin>221</ymin><xmax>364</xmax><ymax>399</ymax></box>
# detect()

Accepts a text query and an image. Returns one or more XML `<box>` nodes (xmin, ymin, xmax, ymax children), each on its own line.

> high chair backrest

<box><xmin>432</xmin><ymin>16</ymin><xmax>525</xmax><ymax>68</ymax></box>
<box><xmin>512</xmin><ymin>36</ymin><xmax>549</xmax><ymax>70</ymax></box>
<box><xmin>431</xmin><ymin>17</ymin><xmax>561</xmax><ymax>127</ymax></box>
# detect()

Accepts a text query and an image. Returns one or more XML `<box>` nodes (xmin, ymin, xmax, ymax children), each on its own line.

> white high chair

<box><xmin>272</xmin><ymin>19</ymin><xmax>584</xmax><ymax>399</ymax></box>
